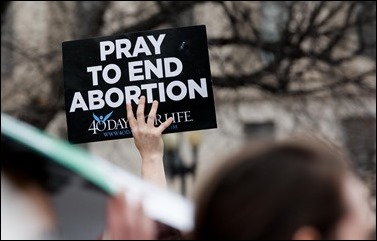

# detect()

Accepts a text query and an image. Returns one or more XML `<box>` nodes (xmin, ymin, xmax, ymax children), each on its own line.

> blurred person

<box><xmin>1</xmin><ymin>134</ymin><xmax>156</xmax><ymax>240</ymax></box>
<box><xmin>115</xmin><ymin>96</ymin><xmax>375</xmax><ymax>240</ymax></box>
<box><xmin>193</xmin><ymin>141</ymin><xmax>375</xmax><ymax>240</ymax></box>
<box><xmin>1</xmin><ymin>136</ymin><xmax>61</xmax><ymax>239</ymax></box>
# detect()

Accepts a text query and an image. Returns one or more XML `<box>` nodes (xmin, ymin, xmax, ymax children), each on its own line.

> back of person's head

<box><xmin>194</xmin><ymin>140</ymin><xmax>374</xmax><ymax>240</ymax></box>
<box><xmin>1</xmin><ymin>135</ymin><xmax>69</xmax><ymax>193</ymax></box>
<box><xmin>1</xmin><ymin>135</ymin><xmax>70</xmax><ymax>239</ymax></box>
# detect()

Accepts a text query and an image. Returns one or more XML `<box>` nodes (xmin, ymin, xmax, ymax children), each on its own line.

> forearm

<box><xmin>141</xmin><ymin>155</ymin><xmax>167</xmax><ymax>188</ymax></box>
<box><xmin>126</xmin><ymin>97</ymin><xmax>172</xmax><ymax>189</ymax></box>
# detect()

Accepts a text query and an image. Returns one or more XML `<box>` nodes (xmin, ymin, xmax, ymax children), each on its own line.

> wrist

<box><xmin>141</xmin><ymin>153</ymin><xmax>163</xmax><ymax>164</ymax></box>
<box><xmin>141</xmin><ymin>154</ymin><xmax>167</xmax><ymax>188</ymax></box>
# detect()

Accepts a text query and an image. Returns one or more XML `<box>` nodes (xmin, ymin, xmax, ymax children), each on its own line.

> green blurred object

<box><xmin>1</xmin><ymin>113</ymin><xmax>115</xmax><ymax>195</ymax></box>
<box><xmin>1</xmin><ymin>113</ymin><xmax>194</xmax><ymax>232</ymax></box>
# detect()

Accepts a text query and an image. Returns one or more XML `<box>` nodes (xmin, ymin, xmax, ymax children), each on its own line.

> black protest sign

<box><xmin>63</xmin><ymin>25</ymin><xmax>217</xmax><ymax>144</ymax></box>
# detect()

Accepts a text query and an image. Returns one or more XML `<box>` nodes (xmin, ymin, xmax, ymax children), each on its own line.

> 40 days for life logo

<box><xmin>89</xmin><ymin>110</ymin><xmax>186</xmax><ymax>135</ymax></box>
<box><xmin>89</xmin><ymin>111</ymin><xmax>127</xmax><ymax>134</ymax></box>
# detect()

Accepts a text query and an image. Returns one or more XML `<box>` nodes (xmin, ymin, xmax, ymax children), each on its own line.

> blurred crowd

<box><xmin>1</xmin><ymin>98</ymin><xmax>375</xmax><ymax>240</ymax></box>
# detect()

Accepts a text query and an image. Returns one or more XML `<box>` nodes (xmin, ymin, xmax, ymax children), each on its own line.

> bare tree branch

<box><xmin>1</xmin><ymin>1</ymin><xmax>375</xmax><ymax>128</ymax></box>
<box><xmin>111</xmin><ymin>1</ymin><xmax>204</xmax><ymax>34</ymax></box>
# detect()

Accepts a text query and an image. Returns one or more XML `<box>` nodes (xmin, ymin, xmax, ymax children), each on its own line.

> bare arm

<box><xmin>126</xmin><ymin>96</ymin><xmax>173</xmax><ymax>188</ymax></box>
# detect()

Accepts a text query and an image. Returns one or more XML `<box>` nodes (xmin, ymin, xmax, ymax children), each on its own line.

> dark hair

<box><xmin>194</xmin><ymin>140</ymin><xmax>349</xmax><ymax>240</ymax></box>
<box><xmin>1</xmin><ymin>134</ymin><xmax>70</xmax><ymax>193</ymax></box>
